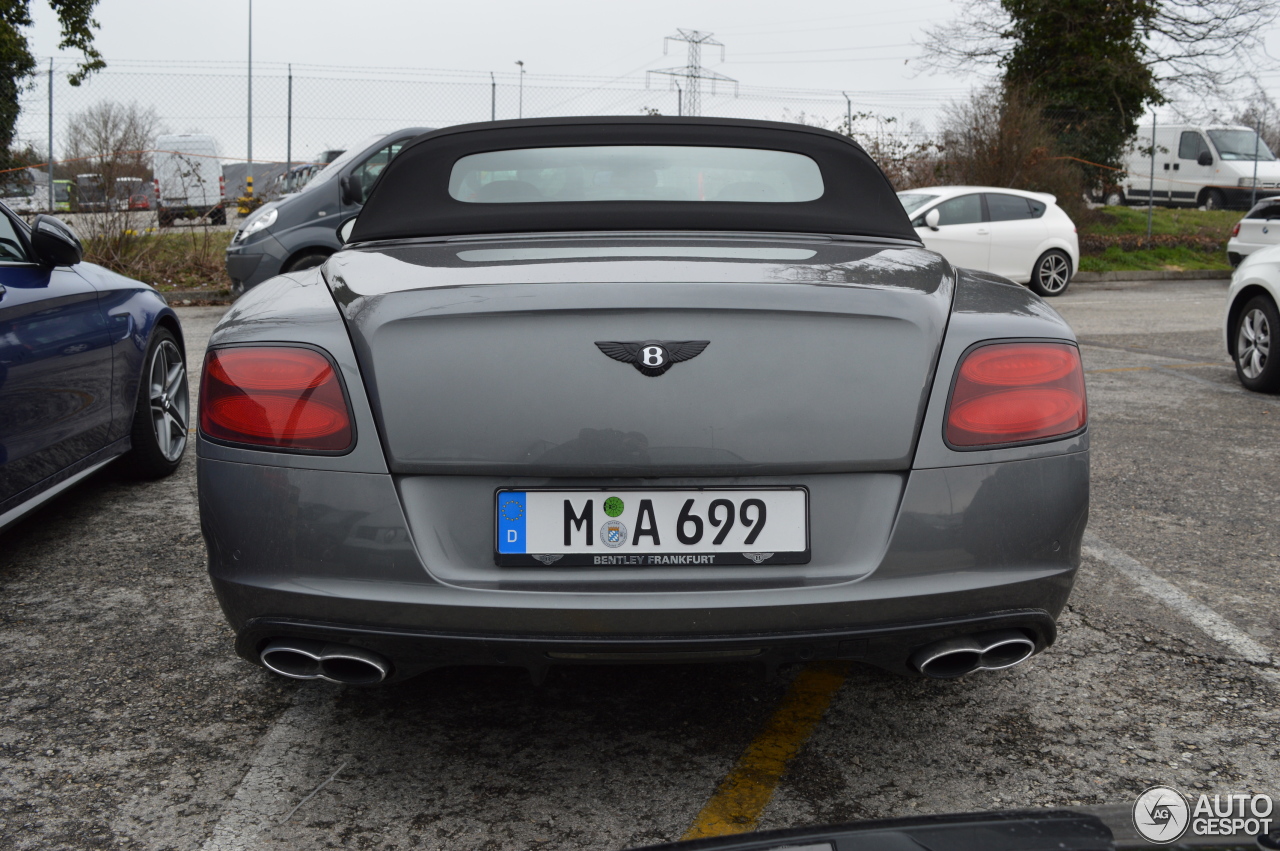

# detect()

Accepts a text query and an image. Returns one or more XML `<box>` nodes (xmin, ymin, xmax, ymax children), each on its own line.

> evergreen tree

<box><xmin>1</xmin><ymin>0</ymin><xmax>103</xmax><ymax>171</ymax></box>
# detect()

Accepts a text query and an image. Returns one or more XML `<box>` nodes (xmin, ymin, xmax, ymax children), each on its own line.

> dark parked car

<box><xmin>199</xmin><ymin>117</ymin><xmax>1088</xmax><ymax>686</ymax></box>
<box><xmin>223</xmin><ymin>128</ymin><xmax>429</xmax><ymax>292</ymax></box>
<box><xmin>0</xmin><ymin>206</ymin><xmax>188</xmax><ymax>532</ymax></box>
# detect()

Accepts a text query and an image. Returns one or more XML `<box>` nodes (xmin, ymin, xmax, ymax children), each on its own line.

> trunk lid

<box><xmin>326</xmin><ymin>236</ymin><xmax>953</xmax><ymax>476</ymax></box>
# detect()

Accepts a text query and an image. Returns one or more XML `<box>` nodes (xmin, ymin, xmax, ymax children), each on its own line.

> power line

<box><xmin>731</xmin><ymin>43</ymin><xmax>916</xmax><ymax>57</ymax></box>
<box><xmin>724</xmin><ymin>56</ymin><xmax>916</xmax><ymax>65</ymax></box>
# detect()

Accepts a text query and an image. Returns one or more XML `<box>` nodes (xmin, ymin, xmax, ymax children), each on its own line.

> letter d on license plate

<box><xmin>495</xmin><ymin>487</ymin><xmax>809</xmax><ymax>567</ymax></box>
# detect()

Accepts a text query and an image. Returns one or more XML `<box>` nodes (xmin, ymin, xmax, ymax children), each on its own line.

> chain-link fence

<box><xmin>7</xmin><ymin>59</ymin><xmax>951</xmax><ymax>198</ymax></box>
<box><xmin>5</xmin><ymin>58</ymin><xmax>1274</xmax><ymax>220</ymax></box>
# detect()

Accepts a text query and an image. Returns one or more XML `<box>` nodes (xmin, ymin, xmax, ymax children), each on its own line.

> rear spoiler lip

<box><xmin>342</xmin><ymin>228</ymin><xmax>926</xmax><ymax>251</ymax></box>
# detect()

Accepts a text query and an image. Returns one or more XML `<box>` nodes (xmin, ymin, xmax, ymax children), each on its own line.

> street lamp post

<box><xmin>515</xmin><ymin>60</ymin><xmax>525</xmax><ymax>119</ymax></box>
<box><xmin>246</xmin><ymin>0</ymin><xmax>254</xmax><ymax>202</ymax></box>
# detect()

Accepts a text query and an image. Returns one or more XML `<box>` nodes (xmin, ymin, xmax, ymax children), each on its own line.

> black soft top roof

<box><xmin>349</xmin><ymin>116</ymin><xmax>918</xmax><ymax>243</ymax></box>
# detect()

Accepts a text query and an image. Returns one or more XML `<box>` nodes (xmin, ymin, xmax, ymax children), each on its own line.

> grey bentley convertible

<box><xmin>197</xmin><ymin>117</ymin><xmax>1088</xmax><ymax>685</ymax></box>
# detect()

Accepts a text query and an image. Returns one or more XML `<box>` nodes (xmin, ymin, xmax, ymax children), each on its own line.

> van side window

<box><xmin>351</xmin><ymin>139</ymin><xmax>412</xmax><ymax>198</ymax></box>
<box><xmin>1178</xmin><ymin>131</ymin><xmax>1210</xmax><ymax>161</ymax></box>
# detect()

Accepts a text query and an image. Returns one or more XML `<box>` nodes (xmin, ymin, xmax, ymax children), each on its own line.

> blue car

<box><xmin>0</xmin><ymin>204</ymin><xmax>188</xmax><ymax>533</ymax></box>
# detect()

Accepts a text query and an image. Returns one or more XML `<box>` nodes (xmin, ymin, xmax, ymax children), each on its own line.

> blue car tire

<box><xmin>124</xmin><ymin>327</ymin><xmax>189</xmax><ymax>478</ymax></box>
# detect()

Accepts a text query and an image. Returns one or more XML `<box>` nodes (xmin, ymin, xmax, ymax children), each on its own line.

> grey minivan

<box><xmin>224</xmin><ymin>128</ymin><xmax>430</xmax><ymax>291</ymax></box>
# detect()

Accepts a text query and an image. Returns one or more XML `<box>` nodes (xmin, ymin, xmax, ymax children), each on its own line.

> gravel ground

<box><xmin>0</xmin><ymin>282</ymin><xmax>1276</xmax><ymax>850</ymax></box>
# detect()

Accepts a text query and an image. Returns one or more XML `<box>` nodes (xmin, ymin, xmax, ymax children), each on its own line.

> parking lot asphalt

<box><xmin>1</xmin><ymin>279</ymin><xmax>1277</xmax><ymax>851</ymax></box>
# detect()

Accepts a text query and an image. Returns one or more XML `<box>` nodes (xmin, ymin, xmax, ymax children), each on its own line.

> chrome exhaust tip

<box><xmin>911</xmin><ymin>630</ymin><xmax>1037</xmax><ymax>679</ymax></box>
<box><xmin>317</xmin><ymin>644</ymin><xmax>390</xmax><ymax>685</ymax></box>
<box><xmin>260</xmin><ymin>639</ymin><xmax>390</xmax><ymax>685</ymax></box>
<box><xmin>910</xmin><ymin>635</ymin><xmax>984</xmax><ymax>679</ymax></box>
<box><xmin>975</xmin><ymin>629</ymin><xmax>1036</xmax><ymax>671</ymax></box>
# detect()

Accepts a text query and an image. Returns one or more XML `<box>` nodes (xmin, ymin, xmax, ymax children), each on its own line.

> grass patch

<box><xmin>1078</xmin><ymin>206</ymin><xmax>1238</xmax><ymax>239</ymax></box>
<box><xmin>84</xmin><ymin>229</ymin><xmax>232</xmax><ymax>292</ymax></box>
<box><xmin>1078</xmin><ymin>245</ymin><xmax>1232</xmax><ymax>273</ymax></box>
<box><xmin>1075</xmin><ymin>206</ymin><xmax>1237</xmax><ymax>272</ymax></box>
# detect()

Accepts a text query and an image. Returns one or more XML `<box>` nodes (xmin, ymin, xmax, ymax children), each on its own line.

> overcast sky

<box><xmin>24</xmin><ymin>0</ymin><xmax>1280</xmax><ymax>96</ymax></box>
<box><xmin>18</xmin><ymin>0</ymin><xmax>1280</xmax><ymax>161</ymax></box>
<box><xmin>22</xmin><ymin>0</ymin><xmax>988</xmax><ymax>96</ymax></box>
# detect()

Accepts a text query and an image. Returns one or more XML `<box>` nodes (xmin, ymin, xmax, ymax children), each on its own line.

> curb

<box><xmin>166</xmin><ymin>295</ymin><xmax>237</xmax><ymax>306</ymax></box>
<box><xmin>1074</xmin><ymin>269</ymin><xmax>1232</xmax><ymax>282</ymax></box>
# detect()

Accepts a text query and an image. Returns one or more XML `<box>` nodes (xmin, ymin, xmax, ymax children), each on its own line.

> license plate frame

<box><xmin>493</xmin><ymin>487</ymin><xmax>810</xmax><ymax>567</ymax></box>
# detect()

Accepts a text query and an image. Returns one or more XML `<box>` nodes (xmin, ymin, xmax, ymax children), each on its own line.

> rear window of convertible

<box><xmin>449</xmin><ymin>146</ymin><xmax>825</xmax><ymax>204</ymax></box>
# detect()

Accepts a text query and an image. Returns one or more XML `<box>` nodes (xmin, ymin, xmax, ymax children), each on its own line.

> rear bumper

<box><xmin>199</xmin><ymin>449</ymin><xmax>1088</xmax><ymax>679</ymax></box>
<box><xmin>233</xmin><ymin>609</ymin><xmax>1058</xmax><ymax>681</ymax></box>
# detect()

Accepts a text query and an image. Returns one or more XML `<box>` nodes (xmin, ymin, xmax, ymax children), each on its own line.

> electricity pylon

<box><xmin>647</xmin><ymin>29</ymin><xmax>737</xmax><ymax>117</ymax></box>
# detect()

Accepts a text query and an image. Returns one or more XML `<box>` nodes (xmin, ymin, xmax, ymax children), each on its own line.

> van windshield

<box><xmin>1207</xmin><ymin>129</ymin><xmax>1276</xmax><ymax>162</ymax></box>
<box><xmin>304</xmin><ymin>135</ymin><xmax>389</xmax><ymax>191</ymax></box>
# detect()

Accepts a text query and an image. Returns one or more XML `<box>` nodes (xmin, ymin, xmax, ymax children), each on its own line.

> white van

<box><xmin>152</xmin><ymin>134</ymin><xmax>226</xmax><ymax>225</ymax></box>
<box><xmin>1117</xmin><ymin>124</ymin><xmax>1279</xmax><ymax>210</ymax></box>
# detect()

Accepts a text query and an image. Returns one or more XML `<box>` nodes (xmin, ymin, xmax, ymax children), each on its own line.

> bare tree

<box><xmin>63</xmin><ymin>100</ymin><xmax>162</xmax><ymax>180</ymax></box>
<box><xmin>919</xmin><ymin>0</ymin><xmax>1276</xmax><ymax>99</ymax></box>
<box><xmin>934</xmin><ymin>85</ymin><xmax>1086</xmax><ymax>215</ymax></box>
<box><xmin>1231</xmin><ymin>87</ymin><xmax>1280</xmax><ymax>156</ymax></box>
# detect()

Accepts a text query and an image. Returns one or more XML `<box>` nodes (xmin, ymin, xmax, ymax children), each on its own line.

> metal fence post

<box><xmin>246</xmin><ymin>0</ymin><xmax>253</xmax><ymax>202</ymax></box>
<box><xmin>47</xmin><ymin>59</ymin><xmax>53</xmax><ymax>212</ymax></box>
<box><xmin>286</xmin><ymin>64</ymin><xmax>292</xmax><ymax>192</ymax></box>
<box><xmin>490</xmin><ymin>72</ymin><xmax>496</xmax><ymax>121</ymax></box>
<box><xmin>1251</xmin><ymin>114</ymin><xmax>1261</xmax><ymax>209</ymax></box>
<box><xmin>1146</xmin><ymin>113</ymin><xmax>1156</xmax><ymax>242</ymax></box>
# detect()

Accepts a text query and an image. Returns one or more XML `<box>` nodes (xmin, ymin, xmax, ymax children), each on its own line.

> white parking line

<box><xmin>1083</xmin><ymin>532</ymin><xmax>1280</xmax><ymax>688</ymax></box>
<box><xmin>199</xmin><ymin>685</ymin><xmax>339</xmax><ymax>851</ymax></box>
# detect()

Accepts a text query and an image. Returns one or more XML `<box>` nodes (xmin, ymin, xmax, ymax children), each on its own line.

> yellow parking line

<box><xmin>682</xmin><ymin>661</ymin><xmax>849</xmax><ymax>840</ymax></box>
<box><xmin>1086</xmin><ymin>361</ymin><xmax>1221</xmax><ymax>374</ymax></box>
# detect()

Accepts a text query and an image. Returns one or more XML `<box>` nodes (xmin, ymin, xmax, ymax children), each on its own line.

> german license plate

<box><xmin>494</xmin><ymin>488</ymin><xmax>809</xmax><ymax>567</ymax></box>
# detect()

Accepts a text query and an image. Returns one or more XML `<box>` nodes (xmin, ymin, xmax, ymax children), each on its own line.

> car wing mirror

<box><xmin>337</xmin><ymin>216</ymin><xmax>358</xmax><ymax>244</ymax></box>
<box><xmin>924</xmin><ymin>208</ymin><xmax>941</xmax><ymax>231</ymax></box>
<box><xmin>1197</xmin><ymin>151</ymin><xmax>1213</xmax><ymax>167</ymax></box>
<box><xmin>30</xmin><ymin>214</ymin><xmax>84</xmax><ymax>266</ymax></box>
<box><xmin>340</xmin><ymin>175</ymin><xmax>364</xmax><ymax>206</ymax></box>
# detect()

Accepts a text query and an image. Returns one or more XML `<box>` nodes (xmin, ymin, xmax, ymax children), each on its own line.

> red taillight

<box><xmin>1231</xmin><ymin>222</ymin><xmax>1241</xmax><ymax>237</ymax></box>
<box><xmin>199</xmin><ymin>347</ymin><xmax>352</xmax><ymax>451</ymax></box>
<box><xmin>946</xmin><ymin>342</ymin><xmax>1086</xmax><ymax>447</ymax></box>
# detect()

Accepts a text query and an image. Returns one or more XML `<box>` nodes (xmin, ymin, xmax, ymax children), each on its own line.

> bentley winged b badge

<box><xmin>594</xmin><ymin>340</ymin><xmax>710</xmax><ymax>377</ymax></box>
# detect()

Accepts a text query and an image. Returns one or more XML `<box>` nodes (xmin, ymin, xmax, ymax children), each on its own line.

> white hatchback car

<box><xmin>1225</xmin><ymin>241</ymin><xmax>1280</xmax><ymax>391</ymax></box>
<box><xmin>1226</xmin><ymin>197</ymin><xmax>1280</xmax><ymax>267</ymax></box>
<box><xmin>898</xmin><ymin>186</ymin><xmax>1081</xmax><ymax>296</ymax></box>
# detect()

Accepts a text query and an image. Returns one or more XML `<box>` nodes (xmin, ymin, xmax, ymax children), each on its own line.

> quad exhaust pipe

<box><xmin>260</xmin><ymin>638</ymin><xmax>390</xmax><ymax>685</ymax></box>
<box><xmin>910</xmin><ymin>629</ymin><xmax>1036</xmax><ymax>679</ymax></box>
